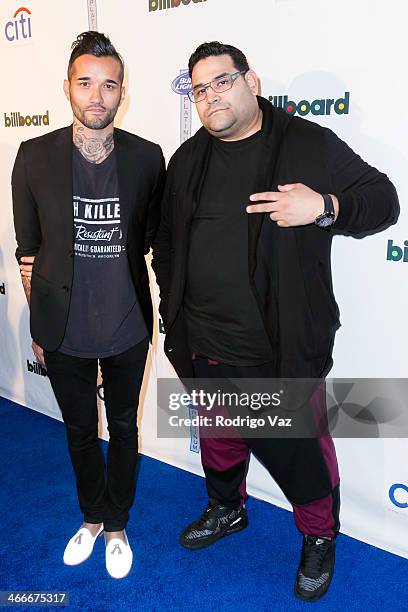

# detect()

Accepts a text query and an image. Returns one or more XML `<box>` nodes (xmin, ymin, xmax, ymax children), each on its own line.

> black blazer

<box><xmin>12</xmin><ymin>125</ymin><xmax>166</xmax><ymax>351</ymax></box>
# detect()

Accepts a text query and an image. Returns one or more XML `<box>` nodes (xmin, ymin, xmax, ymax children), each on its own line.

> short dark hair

<box><xmin>188</xmin><ymin>41</ymin><xmax>250</xmax><ymax>78</ymax></box>
<box><xmin>68</xmin><ymin>31</ymin><xmax>124</xmax><ymax>82</ymax></box>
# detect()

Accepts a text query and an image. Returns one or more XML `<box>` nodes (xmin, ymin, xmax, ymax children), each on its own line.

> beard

<box><xmin>71</xmin><ymin>102</ymin><xmax>119</xmax><ymax>130</ymax></box>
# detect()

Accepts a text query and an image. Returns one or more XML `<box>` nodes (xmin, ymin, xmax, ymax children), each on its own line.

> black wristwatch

<box><xmin>315</xmin><ymin>194</ymin><xmax>335</xmax><ymax>229</ymax></box>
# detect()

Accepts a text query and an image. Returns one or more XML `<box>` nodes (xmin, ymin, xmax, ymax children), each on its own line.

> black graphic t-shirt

<box><xmin>59</xmin><ymin>146</ymin><xmax>147</xmax><ymax>358</ymax></box>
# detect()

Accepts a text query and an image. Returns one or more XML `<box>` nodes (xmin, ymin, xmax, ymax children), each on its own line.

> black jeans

<box><xmin>44</xmin><ymin>338</ymin><xmax>149</xmax><ymax>531</ymax></box>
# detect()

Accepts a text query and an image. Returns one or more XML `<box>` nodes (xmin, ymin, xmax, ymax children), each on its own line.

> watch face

<box><xmin>315</xmin><ymin>212</ymin><xmax>335</xmax><ymax>228</ymax></box>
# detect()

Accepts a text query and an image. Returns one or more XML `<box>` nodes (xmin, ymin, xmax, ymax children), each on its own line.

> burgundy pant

<box><xmin>192</xmin><ymin>356</ymin><xmax>340</xmax><ymax>538</ymax></box>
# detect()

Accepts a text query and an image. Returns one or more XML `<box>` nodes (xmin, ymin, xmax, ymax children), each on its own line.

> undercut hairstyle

<box><xmin>67</xmin><ymin>31</ymin><xmax>124</xmax><ymax>82</ymax></box>
<box><xmin>188</xmin><ymin>41</ymin><xmax>250</xmax><ymax>78</ymax></box>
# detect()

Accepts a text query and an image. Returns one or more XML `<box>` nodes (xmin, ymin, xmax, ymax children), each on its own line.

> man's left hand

<box><xmin>247</xmin><ymin>183</ymin><xmax>338</xmax><ymax>227</ymax></box>
<box><xmin>19</xmin><ymin>255</ymin><xmax>35</xmax><ymax>279</ymax></box>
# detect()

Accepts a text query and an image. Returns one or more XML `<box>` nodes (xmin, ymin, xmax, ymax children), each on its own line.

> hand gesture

<box><xmin>247</xmin><ymin>183</ymin><xmax>338</xmax><ymax>227</ymax></box>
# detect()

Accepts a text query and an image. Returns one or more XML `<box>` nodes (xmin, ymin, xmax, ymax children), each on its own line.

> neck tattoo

<box><xmin>73</xmin><ymin>121</ymin><xmax>114</xmax><ymax>164</ymax></box>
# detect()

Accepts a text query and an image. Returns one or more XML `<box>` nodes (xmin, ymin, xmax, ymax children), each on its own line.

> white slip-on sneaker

<box><xmin>105</xmin><ymin>531</ymin><xmax>133</xmax><ymax>579</ymax></box>
<box><xmin>63</xmin><ymin>524</ymin><xmax>104</xmax><ymax>566</ymax></box>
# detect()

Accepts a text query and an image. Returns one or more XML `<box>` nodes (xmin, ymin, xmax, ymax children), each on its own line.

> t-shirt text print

<box><xmin>73</xmin><ymin>196</ymin><xmax>124</xmax><ymax>259</ymax></box>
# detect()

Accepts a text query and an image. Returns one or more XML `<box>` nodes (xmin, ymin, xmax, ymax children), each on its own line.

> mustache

<box><xmin>85</xmin><ymin>105</ymin><xmax>107</xmax><ymax>111</ymax></box>
<box><xmin>207</xmin><ymin>106</ymin><xmax>229</xmax><ymax>117</ymax></box>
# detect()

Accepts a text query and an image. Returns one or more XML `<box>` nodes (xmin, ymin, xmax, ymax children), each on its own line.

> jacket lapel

<box><xmin>183</xmin><ymin>127</ymin><xmax>212</xmax><ymax>222</ymax></box>
<box><xmin>114</xmin><ymin>128</ymin><xmax>133</xmax><ymax>243</ymax></box>
<box><xmin>52</xmin><ymin>126</ymin><xmax>74</xmax><ymax>247</ymax></box>
<box><xmin>248</xmin><ymin>99</ymin><xmax>293</xmax><ymax>276</ymax></box>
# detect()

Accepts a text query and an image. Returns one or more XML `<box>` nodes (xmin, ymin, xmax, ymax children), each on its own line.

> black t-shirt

<box><xmin>184</xmin><ymin>130</ymin><xmax>273</xmax><ymax>366</ymax></box>
<box><xmin>59</xmin><ymin>146</ymin><xmax>147</xmax><ymax>358</ymax></box>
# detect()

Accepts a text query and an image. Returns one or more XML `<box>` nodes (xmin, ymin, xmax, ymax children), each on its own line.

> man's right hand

<box><xmin>20</xmin><ymin>255</ymin><xmax>35</xmax><ymax>279</ymax></box>
<box><xmin>32</xmin><ymin>340</ymin><xmax>46</xmax><ymax>368</ymax></box>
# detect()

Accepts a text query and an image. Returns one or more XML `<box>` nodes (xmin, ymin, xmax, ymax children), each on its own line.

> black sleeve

<box><xmin>144</xmin><ymin>145</ymin><xmax>166</xmax><ymax>254</ymax></box>
<box><xmin>12</xmin><ymin>142</ymin><xmax>42</xmax><ymax>263</ymax></box>
<box><xmin>151</xmin><ymin>154</ymin><xmax>177</xmax><ymax>314</ymax></box>
<box><xmin>324</xmin><ymin>128</ymin><xmax>400</xmax><ymax>234</ymax></box>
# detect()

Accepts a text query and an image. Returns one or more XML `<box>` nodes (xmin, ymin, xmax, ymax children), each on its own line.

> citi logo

<box><xmin>4</xmin><ymin>111</ymin><xmax>49</xmax><ymax>128</ymax></box>
<box><xmin>268</xmin><ymin>92</ymin><xmax>350</xmax><ymax>116</ymax></box>
<box><xmin>0</xmin><ymin>283</ymin><xmax>5</xmax><ymax>295</ymax></box>
<box><xmin>389</xmin><ymin>483</ymin><xmax>408</xmax><ymax>509</ymax></box>
<box><xmin>4</xmin><ymin>7</ymin><xmax>32</xmax><ymax>42</ymax></box>
<box><xmin>386</xmin><ymin>240</ymin><xmax>408</xmax><ymax>263</ymax></box>
<box><xmin>27</xmin><ymin>359</ymin><xmax>47</xmax><ymax>377</ymax></box>
<box><xmin>149</xmin><ymin>0</ymin><xmax>207</xmax><ymax>11</ymax></box>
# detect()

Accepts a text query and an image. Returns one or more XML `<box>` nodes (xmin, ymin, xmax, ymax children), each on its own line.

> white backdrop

<box><xmin>0</xmin><ymin>0</ymin><xmax>407</xmax><ymax>559</ymax></box>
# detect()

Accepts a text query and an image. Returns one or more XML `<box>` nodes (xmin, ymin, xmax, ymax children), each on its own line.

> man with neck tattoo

<box><xmin>12</xmin><ymin>31</ymin><xmax>165</xmax><ymax>579</ymax></box>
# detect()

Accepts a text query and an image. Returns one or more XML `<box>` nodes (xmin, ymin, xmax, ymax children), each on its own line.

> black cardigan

<box><xmin>153</xmin><ymin>96</ymin><xmax>399</xmax><ymax>379</ymax></box>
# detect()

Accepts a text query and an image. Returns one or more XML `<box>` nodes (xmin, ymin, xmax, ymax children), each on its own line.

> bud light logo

<box><xmin>171</xmin><ymin>72</ymin><xmax>192</xmax><ymax>96</ymax></box>
<box><xmin>4</xmin><ymin>6</ymin><xmax>32</xmax><ymax>42</ymax></box>
<box><xmin>172</xmin><ymin>70</ymin><xmax>192</xmax><ymax>144</ymax></box>
<box><xmin>389</xmin><ymin>483</ymin><xmax>408</xmax><ymax>509</ymax></box>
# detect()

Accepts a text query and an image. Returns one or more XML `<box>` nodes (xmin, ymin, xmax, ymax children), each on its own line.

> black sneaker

<box><xmin>294</xmin><ymin>535</ymin><xmax>335</xmax><ymax>602</ymax></box>
<box><xmin>179</xmin><ymin>500</ymin><xmax>248</xmax><ymax>550</ymax></box>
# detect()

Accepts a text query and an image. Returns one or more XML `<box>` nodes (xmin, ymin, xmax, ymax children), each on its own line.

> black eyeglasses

<box><xmin>188</xmin><ymin>70</ymin><xmax>247</xmax><ymax>103</ymax></box>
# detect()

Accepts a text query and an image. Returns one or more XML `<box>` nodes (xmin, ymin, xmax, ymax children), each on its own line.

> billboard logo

<box><xmin>5</xmin><ymin>7</ymin><xmax>32</xmax><ymax>42</ymax></box>
<box><xmin>269</xmin><ymin>92</ymin><xmax>350</xmax><ymax>116</ymax></box>
<box><xmin>389</xmin><ymin>483</ymin><xmax>408</xmax><ymax>509</ymax></box>
<box><xmin>386</xmin><ymin>239</ymin><xmax>408</xmax><ymax>263</ymax></box>
<box><xmin>4</xmin><ymin>111</ymin><xmax>49</xmax><ymax>128</ymax></box>
<box><xmin>27</xmin><ymin>359</ymin><xmax>47</xmax><ymax>377</ymax></box>
<box><xmin>149</xmin><ymin>0</ymin><xmax>207</xmax><ymax>11</ymax></box>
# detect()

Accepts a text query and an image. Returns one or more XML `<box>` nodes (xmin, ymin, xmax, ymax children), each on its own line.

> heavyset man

<box><xmin>12</xmin><ymin>31</ymin><xmax>165</xmax><ymax>579</ymax></box>
<box><xmin>152</xmin><ymin>41</ymin><xmax>399</xmax><ymax>601</ymax></box>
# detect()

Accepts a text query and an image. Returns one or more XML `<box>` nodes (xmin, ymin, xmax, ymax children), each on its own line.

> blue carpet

<box><xmin>0</xmin><ymin>397</ymin><xmax>406</xmax><ymax>612</ymax></box>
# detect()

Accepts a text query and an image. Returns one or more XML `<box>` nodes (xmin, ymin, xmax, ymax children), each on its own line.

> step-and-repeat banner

<box><xmin>1</xmin><ymin>0</ymin><xmax>407</xmax><ymax>559</ymax></box>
